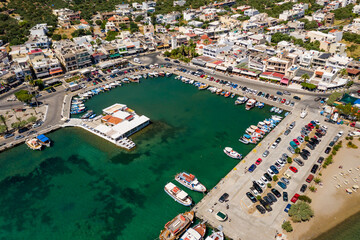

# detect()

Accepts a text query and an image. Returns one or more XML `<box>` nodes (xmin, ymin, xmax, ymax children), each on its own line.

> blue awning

<box><xmin>37</xmin><ymin>134</ymin><xmax>50</xmax><ymax>143</ymax></box>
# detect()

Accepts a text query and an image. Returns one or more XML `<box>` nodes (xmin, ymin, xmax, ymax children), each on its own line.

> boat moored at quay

<box><xmin>175</xmin><ymin>172</ymin><xmax>206</xmax><ymax>192</ymax></box>
<box><xmin>180</xmin><ymin>222</ymin><xmax>206</xmax><ymax>240</ymax></box>
<box><xmin>223</xmin><ymin>147</ymin><xmax>242</xmax><ymax>159</ymax></box>
<box><xmin>159</xmin><ymin>211</ymin><xmax>195</xmax><ymax>240</ymax></box>
<box><xmin>245</xmin><ymin>99</ymin><xmax>256</xmax><ymax>110</ymax></box>
<box><xmin>25</xmin><ymin>138</ymin><xmax>42</xmax><ymax>150</ymax></box>
<box><xmin>164</xmin><ymin>182</ymin><xmax>193</xmax><ymax>206</ymax></box>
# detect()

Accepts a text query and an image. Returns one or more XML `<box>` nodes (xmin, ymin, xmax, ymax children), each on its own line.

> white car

<box><xmin>277</xmin><ymin>159</ymin><xmax>286</xmax><ymax>167</ymax></box>
<box><xmin>297</xmin><ymin>136</ymin><xmax>304</xmax><ymax>143</ymax></box>
<box><xmin>314</xmin><ymin>120</ymin><xmax>320</xmax><ymax>125</ymax></box>
<box><xmin>267</xmin><ymin>169</ymin><xmax>275</xmax><ymax>176</ymax></box>
<box><xmin>271</xmin><ymin>142</ymin><xmax>278</xmax><ymax>149</ymax></box>
<box><xmin>321</xmin><ymin>125</ymin><xmax>328</xmax><ymax>131</ymax></box>
<box><xmin>261</xmin><ymin>176</ymin><xmax>269</xmax><ymax>184</ymax></box>
<box><xmin>274</xmin><ymin>162</ymin><xmax>282</xmax><ymax>170</ymax></box>
<box><xmin>337</xmin><ymin>131</ymin><xmax>344</xmax><ymax>137</ymax></box>
<box><xmin>256</xmin><ymin>180</ymin><xmax>266</xmax><ymax>189</ymax></box>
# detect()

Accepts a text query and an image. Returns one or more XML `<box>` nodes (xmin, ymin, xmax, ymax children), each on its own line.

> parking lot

<box><xmin>194</xmin><ymin>109</ymin><xmax>344</xmax><ymax>240</ymax></box>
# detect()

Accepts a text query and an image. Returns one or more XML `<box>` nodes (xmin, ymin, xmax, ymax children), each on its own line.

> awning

<box><xmin>206</xmin><ymin>63</ymin><xmax>217</xmax><ymax>68</ymax></box>
<box><xmin>216</xmin><ymin>66</ymin><xmax>227</xmax><ymax>71</ymax></box>
<box><xmin>318</xmin><ymin>85</ymin><xmax>327</xmax><ymax>91</ymax></box>
<box><xmin>241</xmin><ymin>70</ymin><xmax>258</xmax><ymax>76</ymax></box>
<box><xmin>280</xmin><ymin>78</ymin><xmax>289</xmax><ymax>85</ymax></box>
<box><xmin>232</xmin><ymin>68</ymin><xmax>241</xmax><ymax>73</ymax></box>
<box><xmin>110</xmin><ymin>53</ymin><xmax>121</xmax><ymax>58</ymax></box>
<box><xmin>128</xmin><ymin>50</ymin><xmax>137</xmax><ymax>54</ymax></box>
<box><xmin>49</xmin><ymin>69</ymin><xmax>63</xmax><ymax>75</ymax></box>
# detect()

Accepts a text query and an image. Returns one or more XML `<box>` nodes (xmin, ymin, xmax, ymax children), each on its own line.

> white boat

<box><xmin>164</xmin><ymin>182</ymin><xmax>192</xmax><ymax>206</ymax></box>
<box><xmin>175</xmin><ymin>172</ymin><xmax>206</xmax><ymax>192</ymax></box>
<box><xmin>270</xmin><ymin>107</ymin><xmax>275</xmax><ymax>112</ymax></box>
<box><xmin>25</xmin><ymin>138</ymin><xmax>42</xmax><ymax>150</ymax></box>
<box><xmin>245</xmin><ymin>99</ymin><xmax>256</xmax><ymax>110</ymax></box>
<box><xmin>278</xmin><ymin>109</ymin><xmax>283</xmax><ymax>114</ymax></box>
<box><xmin>205</xmin><ymin>231</ymin><xmax>224</xmax><ymax>240</ymax></box>
<box><xmin>180</xmin><ymin>222</ymin><xmax>206</xmax><ymax>240</ymax></box>
<box><xmin>235</xmin><ymin>96</ymin><xmax>247</xmax><ymax>105</ymax></box>
<box><xmin>223</xmin><ymin>147</ymin><xmax>242</xmax><ymax>159</ymax></box>
<box><xmin>239</xmin><ymin>137</ymin><xmax>249</xmax><ymax>144</ymax></box>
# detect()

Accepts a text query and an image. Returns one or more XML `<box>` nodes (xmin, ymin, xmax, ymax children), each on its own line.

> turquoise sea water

<box><xmin>0</xmin><ymin>76</ymin><xmax>275</xmax><ymax>240</ymax></box>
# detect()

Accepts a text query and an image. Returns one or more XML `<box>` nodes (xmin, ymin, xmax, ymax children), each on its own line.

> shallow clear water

<box><xmin>0</xmin><ymin>76</ymin><xmax>275</xmax><ymax>240</ymax></box>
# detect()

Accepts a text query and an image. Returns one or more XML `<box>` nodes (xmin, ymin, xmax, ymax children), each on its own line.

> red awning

<box><xmin>50</xmin><ymin>69</ymin><xmax>63</xmax><ymax>74</ymax></box>
<box><xmin>280</xmin><ymin>78</ymin><xmax>289</xmax><ymax>85</ymax></box>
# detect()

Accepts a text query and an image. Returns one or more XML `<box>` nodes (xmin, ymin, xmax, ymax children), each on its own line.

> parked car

<box><xmin>281</xmin><ymin>177</ymin><xmax>290</xmax><ymax>185</ymax></box>
<box><xmin>283</xmin><ymin>192</ymin><xmax>288</xmax><ymax>202</ymax></box>
<box><xmin>300</xmin><ymin>184</ymin><xmax>307</xmax><ymax>193</ymax></box>
<box><xmin>289</xmin><ymin>166</ymin><xmax>298</xmax><ymax>173</ymax></box>
<box><xmin>284</xmin><ymin>203</ymin><xmax>292</xmax><ymax>213</ymax></box>
<box><xmin>288</xmin><ymin>146</ymin><xmax>295</xmax><ymax>154</ymax></box>
<box><xmin>267</xmin><ymin>192</ymin><xmax>277</xmax><ymax>202</ymax></box>
<box><xmin>14</xmin><ymin>135</ymin><xmax>24</xmax><ymax>140</ymax></box>
<box><xmin>219</xmin><ymin>193</ymin><xmax>229</xmax><ymax>203</ymax></box>
<box><xmin>284</xmin><ymin>129</ymin><xmax>291</xmax><ymax>136</ymax></box>
<box><xmin>317</xmin><ymin>156</ymin><xmax>324</xmax><ymax>164</ymax></box>
<box><xmin>310</xmin><ymin>164</ymin><xmax>319</xmax><ymax>174</ymax></box>
<box><xmin>255</xmin><ymin>158</ymin><xmax>262</xmax><ymax>165</ymax></box>
<box><xmin>291</xmin><ymin>193</ymin><xmax>300</xmax><ymax>203</ymax></box>
<box><xmin>325</xmin><ymin>147</ymin><xmax>331</xmax><ymax>154</ymax></box>
<box><xmin>264</xmin><ymin>173</ymin><xmax>272</xmax><ymax>181</ymax></box>
<box><xmin>277</xmin><ymin>181</ymin><xmax>287</xmax><ymax>189</ymax></box>
<box><xmin>271</xmin><ymin>188</ymin><xmax>282</xmax><ymax>198</ymax></box>
<box><xmin>246</xmin><ymin>192</ymin><xmax>257</xmax><ymax>203</ymax></box>
<box><xmin>248</xmin><ymin>164</ymin><xmax>257</xmax><ymax>173</ymax></box>
<box><xmin>306</xmin><ymin>174</ymin><xmax>314</xmax><ymax>183</ymax></box>
<box><xmin>293</xmin><ymin>96</ymin><xmax>301</xmax><ymax>100</ymax></box>
<box><xmin>253</xmin><ymin>181</ymin><xmax>263</xmax><ymax>194</ymax></box>
<box><xmin>270</xmin><ymin>165</ymin><xmax>279</xmax><ymax>174</ymax></box>
<box><xmin>256</xmin><ymin>205</ymin><xmax>266</xmax><ymax>214</ymax></box>
<box><xmin>293</xmin><ymin>158</ymin><xmax>304</xmax><ymax>166</ymax></box>
<box><xmin>4</xmin><ymin>133</ymin><xmax>14</xmax><ymax>139</ymax></box>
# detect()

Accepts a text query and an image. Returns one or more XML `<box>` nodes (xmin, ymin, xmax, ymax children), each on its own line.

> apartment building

<box><xmin>264</xmin><ymin>56</ymin><xmax>291</xmax><ymax>75</ymax></box>
<box><xmin>53</xmin><ymin>40</ymin><xmax>91</xmax><ymax>71</ymax></box>
<box><xmin>28</xmin><ymin>49</ymin><xmax>62</xmax><ymax>78</ymax></box>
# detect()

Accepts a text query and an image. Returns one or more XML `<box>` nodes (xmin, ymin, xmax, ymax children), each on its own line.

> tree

<box><xmin>339</xmin><ymin>68</ymin><xmax>348</xmax><ymax>77</ymax></box>
<box><xmin>0</xmin><ymin>115</ymin><xmax>8</xmax><ymax>132</ymax></box>
<box><xmin>273</xmin><ymin>175</ymin><xmax>278</xmax><ymax>182</ymax></box>
<box><xmin>295</xmin><ymin>148</ymin><xmax>300</xmax><ymax>154</ymax></box>
<box><xmin>298</xmin><ymin>195</ymin><xmax>312</xmax><ymax>203</ymax></box>
<box><xmin>14</xmin><ymin>90</ymin><xmax>33</xmax><ymax>103</ymax></box>
<box><xmin>287</xmin><ymin>157</ymin><xmax>292</xmax><ymax>163</ymax></box>
<box><xmin>301</xmin><ymin>74</ymin><xmax>310</xmax><ymax>82</ymax></box>
<box><xmin>282</xmin><ymin>221</ymin><xmax>293</xmax><ymax>232</ymax></box>
<box><xmin>0</xmin><ymin>125</ymin><xmax>6</xmax><ymax>135</ymax></box>
<box><xmin>305</xmin><ymin>136</ymin><xmax>310</xmax><ymax>142</ymax></box>
<box><xmin>62</xmin><ymin>34</ymin><xmax>68</xmax><ymax>39</ymax></box>
<box><xmin>267</xmin><ymin>183</ymin><xmax>272</xmax><ymax>188</ymax></box>
<box><xmin>135</xmin><ymin>15</ymin><xmax>144</xmax><ymax>22</ymax></box>
<box><xmin>314</xmin><ymin>177</ymin><xmax>321</xmax><ymax>184</ymax></box>
<box><xmin>288</xmin><ymin>201</ymin><xmax>314</xmax><ymax>222</ymax></box>
<box><xmin>327</xmin><ymin>92</ymin><xmax>343</xmax><ymax>105</ymax></box>
<box><xmin>95</xmin><ymin>20</ymin><xmax>102</xmax><ymax>25</ymax></box>
<box><xmin>27</xmin><ymin>116</ymin><xmax>37</xmax><ymax>123</ymax></box>
<box><xmin>130</xmin><ymin>21</ymin><xmax>139</xmax><ymax>33</ymax></box>
<box><xmin>52</xmin><ymin>34</ymin><xmax>61</xmax><ymax>41</ymax></box>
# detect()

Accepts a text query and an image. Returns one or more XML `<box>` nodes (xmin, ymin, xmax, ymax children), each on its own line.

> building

<box><xmin>307</xmin><ymin>31</ymin><xmax>336</xmax><ymax>43</ymax></box>
<box><xmin>203</xmin><ymin>43</ymin><xmax>233</xmax><ymax>58</ymax></box>
<box><xmin>244</xmin><ymin>9</ymin><xmax>259</xmax><ymax>17</ymax></box>
<box><xmin>353</xmin><ymin>5</ymin><xmax>360</xmax><ymax>14</ymax></box>
<box><xmin>312</xmin><ymin>52</ymin><xmax>331</xmax><ymax>68</ymax></box>
<box><xmin>53</xmin><ymin>40</ymin><xmax>92</xmax><ymax>71</ymax></box>
<box><xmin>174</xmin><ymin>0</ymin><xmax>186</xmax><ymax>6</ymax></box>
<box><xmin>26</xmin><ymin>24</ymin><xmax>52</xmax><ymax>49</ymax></box>
<box><xmin>94</xmin><ymin>103</ymin><xmax>150</xmax><ymax>140</ymax></box>
<box><xmin>325</xmin><ymin>13</ymin><xmax>335</xmax><ymax>27</ymax></box>
<box><xmin>264</xmin><ymin>56</ymin><xmax>291</xmax><ymax>75</ymax></box>
<box><xmin>320</xmin><ymin>41</ymin><xmax>346</xmax><ymax>55</ymax></box>
<box><xmin>108</xmin><ymin>15</ymin><xmax>130</xmax><ymax>26</ymax></box>
<box><xmin>279</xmin><ymin>10</ymin><xmax>304</xmax><ymax>21</ymax></box>
<box><xmin>28</xmin><ymin>49</ymin><xmax>62</xmax><ymax>78</ymax></box>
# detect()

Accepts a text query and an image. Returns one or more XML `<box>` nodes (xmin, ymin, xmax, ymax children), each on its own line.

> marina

<box><xmin>0</xmin><ymin>75</ymin><xmax>278</xmax><ymax>240</ymax></box>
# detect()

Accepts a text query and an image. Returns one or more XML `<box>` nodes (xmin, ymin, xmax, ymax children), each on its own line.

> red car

<box><xmin>290</xmin><ymin>166</ymin><xmax>298</xmax><ymax>173</ymax></box>
<box><xmin>293</xmin><ymin>139</ymin><xmax>300</xmax><ymax>145</ymax></box>
<box><xmin>291</xmin><ymin>193</ymin><xmax>300</xmax><ymax>203</ymax></box>
<box><xmin>308</xmin><ymin>123</ymin><xmax>314</xmax><ymax>129</ymax></box>
<box><xmin>281</xmin><ymin>98</ymin><xmax>286</xmax><ymax>104</ymax></box>
<box><xmin>255</xmin><ymin>158</ymin><xmax>262</xmax><ymax>165</ymax></box>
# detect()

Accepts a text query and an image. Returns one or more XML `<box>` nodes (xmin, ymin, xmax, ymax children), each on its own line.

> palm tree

<box><xmin>339</xmin><ymin>68</ymin><xmax>348</xmax><ymax>77</ymax></box>
<box><xmin>301</xmin><ymin>73</ymin><xmax>310</xmax><ymax>82</ymax></box>
<box><xmin>0</xmin><ymin>115</ymin><xmax>8</xmax><ymax>133</ymax></box>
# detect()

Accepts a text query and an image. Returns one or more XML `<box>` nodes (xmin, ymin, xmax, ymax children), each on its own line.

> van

<box><xmin>306</xmin><ymin>174</ymin><xmax>314</xmax><ymax>183</ymax></box>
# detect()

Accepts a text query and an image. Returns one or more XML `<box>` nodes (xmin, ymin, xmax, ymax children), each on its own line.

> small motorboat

<box><xmin>205</xmin><ymin>231</ymin><xmax>224</xmax><ymax>240</ymax></box>
<box><xmin>270</xmin><ymin>107</ymin><xmax>275</xmax><ymax>112</ymax></box>
<box><xmin>223</xmin><ymin>147</ymin><xmax>242</xmax><ymax>159</ymax></box>
<box><xmin>239</xmin><ymin>137</ymin><xmax>249</xmax><ymax>144</ymax></box>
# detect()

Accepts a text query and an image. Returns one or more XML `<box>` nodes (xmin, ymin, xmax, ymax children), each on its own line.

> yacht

<box><xmin>223</xmin><ymin>147</ymin><xmax>242</xmax><ymax>159</ymax></box>
<box><xmin>175</xmin><ymin>172</ymin><xmax>206</xmax><ymax>192</ymax></box>
<box><xmin>235</xmin><ymin>96</ymin><xmax>248</xmax><ymax>105</ymax></box>
<box><xmin>205</xmin><ymin>231</ymin><xmax>224</xmax><ymax>240</ymax></box>
<box><xmin>180</xmin><ymin>222</ymin><xmax>206</xmax><ymax>240</ymax></box>
<box><xmin>164</xmin><ymin>182</ymin><xmax>192</xmax><ymax>206</ymax></box>
<box><xmin>159</xmin><ymin>211</ymin><xmax>194</xmax><ymax>240</ymax></box>
<box><xmin>245</xmin><ymin>99</ymin><xmax>256</xmax><ymax>110</ymax></box>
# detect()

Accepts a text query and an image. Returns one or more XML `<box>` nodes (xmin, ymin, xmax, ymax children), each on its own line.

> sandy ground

<box><xmin>288</xmin><ymin>139</ymin><xmax>360</xmax><ymax>240</ymax></box>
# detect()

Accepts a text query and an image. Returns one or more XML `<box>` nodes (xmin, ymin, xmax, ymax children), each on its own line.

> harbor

<box><xmin>0</xmin><ymin>74</ymin><xmax>277</xmax><ymax>240</ymax></box>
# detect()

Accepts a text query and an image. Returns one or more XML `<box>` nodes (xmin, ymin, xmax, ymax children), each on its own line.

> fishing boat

<box><xmin>205</xmin><ymin>231</ymin><xmax>224</xmax><ymax>240</ymax></box>
<box><xmin>235</xmin><ymin>96</ymin><xmax>247</xmax><ymax>105</ymax></box>
<box><xmin>36</xmin><ymin>134</ymin><xmax>51</xmax><ymax>147</ymax></box>
<box><xmin>223</xmin><ymin>147</ymin><xmax>242</xmax><ymax>159</ymax></box>
<box><xmin>198</xmin><ymin>84</ymin><xmax>209</xmax><ymax>90</ymax></box>
<box><xmin>230</xmin><ymin>93</ymin><xmax>236</xmax><ymax>98</ymax></box>
<box><xmin>81</xmin><ymin>110</ymin><xmax>93</xmax><ymax>119</ymax></box>
<box><xmin>159</xmin><ymin>211</ymin><xmax>194</xmax><ymax>240</ymax></box>
<box><xmin>175</xmin><ymin>172</ymin><xmax>206</xmax><ymax>192</ymax></box>
<box><xmin>245</xmin><ymin>127</ymin><xmax>255</xmax><ymax>134</ymax></box>
<box><xmin>245</xmin><ymin>99</ymin><xmax>256</xmax><ymax>110</ymax></box>
<box><xmin>224</xmin><ymin>91</ymin><xmax>231</xmax><ymax>98</ymax></box>
<box><xmin>89</xmin><ymin>114</ymin><xmax>97</xmax><ymax>119</ymax></box>
<box><xmin>278</xmin><ymin>109</ymin><xmax>283</xmax><ymax>114</ymax></box>
<box><xmin>180</xmin><ymin>222</ymin><xmax>206</xmax><ymax>240</ymax></box>
<box><xmin>25</xmin><ymin>138</ymin><xmax>42</xmax><ymax>150</ymax></box>
<box><xmin>216</xmin><ymin>89</ymin><xmax>223</xmax><ymax>95</ymax></box>
<box><xmin>164</xmin><ymin>182</ymin><xmax>192</xmax><ymax>206</ymax></box>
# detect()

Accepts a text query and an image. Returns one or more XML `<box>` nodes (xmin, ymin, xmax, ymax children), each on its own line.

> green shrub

<box><xmin>298</xmin><ymin>195</ymin><xmax>312</xmax><ymax>203</ymax></box>
<box><xmin>288</xmin><ymin>201</ymin><xmax>314</xmax><ymax>222</ymax></box>
<box><xmin>267</xmin><ymin>183</ymin><xmax>272</xmax><ymax>188</ymax></box>
<box><xmin>305</xmin><ymin>136</ymin><xmax>309</xmax><ymax>141</ymax></box>
<box><xmin>314</xmin><ymin>178</ymin><xmax>321</xmax><ymax>184</ymax></box>
<box><xmin>295</xmin><ymin>148</ymin><xmax>300</xmax><ymax>154</ymax></box>
<box><xmin>256</xmin><ymin>195</ymin><xmax>262</xmax><ymax>200</ymax></box>
<box><xmin>273</xmin><ymin>175</ymin><xmax>278</xmax><ymax>182</ymax></box>
<box><xmin>309</xmin><ymin>186</ymin><xmax>316</xmax><ymax>192</ymax></box>
<box><xmin>282</xmin><ymin>221</ymin><xmax>293</xmax><ymax>232</ymax></box>
<box><xmin>287</xmin><ymin>157</ymin><xmax>292</xmax><ymax>163</ymax></box>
